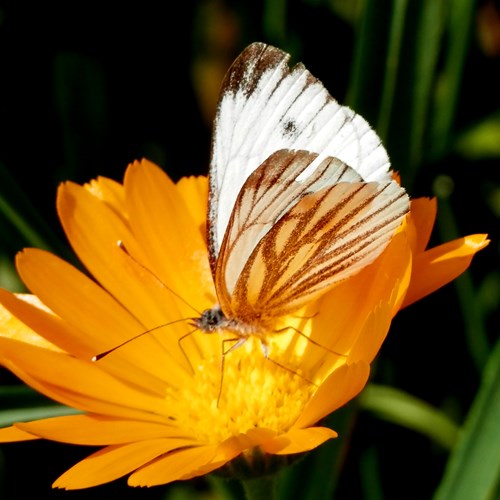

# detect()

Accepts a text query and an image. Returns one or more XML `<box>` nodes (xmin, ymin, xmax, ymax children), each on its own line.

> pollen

<box><xmin>163</xmin><ymin>337</ymin><xmax>315</xmax><ymax>444</ymax></box>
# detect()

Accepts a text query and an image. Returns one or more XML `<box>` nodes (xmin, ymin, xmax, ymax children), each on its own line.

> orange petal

<box><xmin>182</xmin><ymin>431</ymin><xmax>270</xmax><ymax>480</ymax></box>
<box><xmin>57</xmin><ymin>181</ymin><xmax>189</xmax><ymax>328</ymax></box>
<box><xmin>307</xmin><ymin>231</ymin><xmax>411</xmax><ymax>368</ymax></box>
<box><xmin>0</xmin><ymin>425</ymin><xmax>40</xmax><ymax>442</ymax></box>
<box><xmin>402</xmin><ymin>234</ymin><xmax>490</xmax><ymax>308</ymax></box>
<box><xmin>14</xmin><ymin>248</ymin><xmax>189</xmax><ymax>387</ymax></box>
<box><xmin>128</xmin><ymin>444</ymin><xmax>218</xmax><ymax>487</ymax></box>
<box><xmin>53</xmin><ymin>438</ymin><xmax>202</xmax><ymax>489</ymax></box>
<box><xmin>295</xmin><ymin>361</ymin><xmax>370</xmax><ymax>429</ymax></box>
<box><xmin>16</xmin><ymin>414</ymin><xmax>184</xmax><ymax>445</ymax></box>
<box><xmin>0</xmin><ymin>338</ymin><xmax>168</xmax><ymax>422</ymax></box>
<box><xmin>124</xmin><ymin>160</ymin><xmax>213</xmax><ymax>310</ymax></box>
<box><xmin>261</xmin><ymin>426</ymin><xmax>337</xmax><ymax>454</ymax></box>
<box><xmin>409</xmin><ymin>197</ymin><xmax>437</xmax><ymax>252</ymax></box>
<box><xmin>0</xmin><ymin>293</ymin><xmax>62</xmax><ymax>352</ymax></box>
<box><xmin>16</xmin><ymin>248</ymin><xmax>142</xmax><ymax>351</ymax></box>
<box><xmin>349</xmin><ymin>303</ymin><xmax>392</xmax><ymax>364</ymax></box>
<box><xmin>176</xmin><ymin>175</ymin><xmax>209</xmax><ymax>239</ymax></box>
<box><xmin>84</xmin><ymin>175</ymin><xmax>127</xmax><ymax>220</ymax></box>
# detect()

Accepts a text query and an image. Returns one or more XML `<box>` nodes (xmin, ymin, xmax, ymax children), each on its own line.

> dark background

<box><xmin>0</xmin><ymin>1</ymin><xmax>498</xmax><ymax>498</ymax></box>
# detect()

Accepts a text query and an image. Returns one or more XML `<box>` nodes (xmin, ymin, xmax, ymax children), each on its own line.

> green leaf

<box><xmin>433</xmin><ymin>336</ymin><xmax>500</xmax><ymax>500</ymax></box>
<box><xmin>455</xmin><ymin>111</ymin><xmax>500</xmax><ymax>159</ymax></box>
<box><xmin>407</xmin><ymin>0</ymin><xmax>447</xmax><ymax>176</ymax></box>
<box><xmin>377</xmin><ymin>0</ymin><xmax>409</xmax><ymax>143</ymax></box>
<box><xmin>0</xmin><ymin>405</ymin><xmax>80</xmax><ymax>427</ymax></box>
<box><xmin>430</xmin><ymin>0</ymin><xmax>476</xmax><ymax>160</ymax></box>
<box><xmin>359</xmin><ymin>384</ymin><xmax>459</xmax><ymax>449</ymax></box>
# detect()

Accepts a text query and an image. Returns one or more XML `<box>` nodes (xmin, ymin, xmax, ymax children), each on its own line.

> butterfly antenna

<box><xmin>117</xmin><ymin>240</ymin><xmax>202</xmax><ymax>316</ymax></box>
<box><xmin>92</xmin><ymin>318</ymin><xmax>192</xmax><ymax>361</ymax></box>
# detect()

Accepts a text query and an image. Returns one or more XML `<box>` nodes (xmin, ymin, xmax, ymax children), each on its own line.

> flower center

<box><xmin>164</xmin><ymin>337</ymin><xmax>315</xmax><ymax>444</ymax></box>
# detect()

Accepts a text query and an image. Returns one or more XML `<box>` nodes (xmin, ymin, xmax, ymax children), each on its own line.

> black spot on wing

<box><xmin>282</xmin><ymin>120</ymin><xmax>297</xmax><ymax>137</ymax></box>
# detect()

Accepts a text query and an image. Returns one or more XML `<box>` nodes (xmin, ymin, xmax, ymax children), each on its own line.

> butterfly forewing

<box><xmin>209</xmin><ymin>42</ymin><xmax>392</xmax><ymax>263</ymax></box>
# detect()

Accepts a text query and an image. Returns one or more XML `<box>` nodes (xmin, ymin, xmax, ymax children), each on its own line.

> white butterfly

<box><xmin>195</xmin><ymin>42</ymin><xmax>409</xmax><ymax>345</ymax></box>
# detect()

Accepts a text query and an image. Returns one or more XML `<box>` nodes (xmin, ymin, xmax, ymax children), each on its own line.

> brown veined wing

<box><xmin>214</xmin><ymin>150</ymin><xmax>409</xmax><ymax>327</ymax></box>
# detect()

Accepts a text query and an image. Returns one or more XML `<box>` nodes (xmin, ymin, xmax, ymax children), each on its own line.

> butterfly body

<box><xmin>193</xmin><ymin>306</ymin><xmax>265</xmax><ymax>337</ymax></box>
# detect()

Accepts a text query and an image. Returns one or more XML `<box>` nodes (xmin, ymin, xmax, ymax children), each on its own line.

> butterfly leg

<box><xmin>258</xmin><ymin>340</ymin><xmax>318</xmax><ymax>388</ymax></box>
<box><xmin>177</xmin><ymin>328</ymin><xmax>200</xmax><ymax>374</ymax></box>
<box><xmin>274</xmin><ymin>325</ymin><xmax>347</xmax><ymax>358</ymax></box>
<box><xmin>217</xmin><ymin>337</ymin><xmax>247</xmax><ymax>408</ymax></box>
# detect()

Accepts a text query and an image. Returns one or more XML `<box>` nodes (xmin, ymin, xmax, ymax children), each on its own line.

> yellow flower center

<box><xmin>164</xmin><ymin>337</ymin><xmax>315</xmax><ymax>444</ymax></box>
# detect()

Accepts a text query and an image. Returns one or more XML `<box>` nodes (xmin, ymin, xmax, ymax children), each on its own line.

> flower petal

<box><xmin>16</xmin><ymin>414</ymin><xmax>186</xmax><ymax>445</ymax></box>
<box><xmin>0</xmin><ymin>294</ymin><xmax>62</xmax><ymax>352</ymax></box>
<box><xmin>57</xmin><ymin>181</ymin><xmax>189</xmax><ymax>329</ymax></box>
<box><xmin>410</xmin><ymin>197</ymin><xmax>437</xmax><ymax>252</ymax></box>
<box><xmin>295</xmin><ymin>361</ymin><xmax>370</xmax><ymax>429</ymax></box>
<box><xmin>84</xmin><ymin>175</ymin><xmax>127</xmax><ymax>220</ymax></box>
<box><xmin>0</xmin><ymin>338</ymin><xmax>168</xmax><ymax>422</ymax></box>
<box><xmin>261</xmin><ymin>426</ymin><xmax>337</xmax><ymax>454</ymax></box>
<box><xmin>128</xmin><ymin>444</ymin><xmax>218</xmax><ymax>487</ymax></box>
<box><xmin>349</xmin><ymin>303</ymin><xmax>392</xmax><ymax>364</ymax></box>
<box><xmin>304</xmin><ymin>230</ymin><xmax>411</xmax><ymax>375</ymax></box>
<box><xmin>176</xmin><ymin>175</ymin><xmax>209</xmax><ymax>239</ymax></box>
<box><xmin>0</xmin><ymin>425</ymin><xmax>40</xmax><ymax>442</ymax></box>
<box><xmin>124</xmin><ymin>160</ymin><xmax>214</xmax><ymax>311</ymax></box>
<box><xmin>402</xmin><ymin>234</ymin><xmax>489</xmax><ymax>308</ymax></box>
<box><xmin>53</xmin><ymin>438</ymin><xmax>202</xmax><ymax>489</ymax></box>
<box><xmin>14</xmin><ymin>248</ymin><xmax>190</xmax><ymax>388</ymax></box>
<box><xmin>15</xmin><ymin>248</ymin><xmax>143</xmax><ymax>354</ymax></box>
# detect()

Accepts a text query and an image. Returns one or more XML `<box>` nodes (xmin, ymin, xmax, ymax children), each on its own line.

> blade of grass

<box><xmin>359</xmin><ymin>384</ymin><xmax>459</xmax><ymax>450</ymax></box>
<box><xmin>0</xmin><ymin>161</ymin><xmax>70</xmax><ymax>260</ymax></box>
<box><xmin>360</xmin><ymin>447</ymin><xmax>384</xmax><ymax>500</ymax></box>
<box><xmin>346</xmin><ymin>0</ymin><xmax>389</xmax><ymax>116</ymax></box>
<box><xmin>263</xmin><ymin>0</ymin><xmax>287</xmax><ymax>46</ymax></box>
<box><xmin>377</xmin><ymin>0</ymin><xmax>409</xmax><ymax>143</ymax></box>
<box><xmin>433</xmin><ymin>336</ymin><xmax>500</xmax><ymax>500</ymax></box>
<box><xmin>406</xmin><ymin>0</ymin><xmax>447</xmax><ymax>185</ymax></box>
<box><xmin>0</xmin><ymin>405</ymin><xmax>80</xmax><ymax>427</ymax></box>
<box><xmin>431</xmin><ymin>0</ymin><xmax>476</xmax><ymax>160</ymax></box>
<box><xmin>0</xmin><ymin>193</ymin><xmax>52</xmax><ymax>252</ymax></box>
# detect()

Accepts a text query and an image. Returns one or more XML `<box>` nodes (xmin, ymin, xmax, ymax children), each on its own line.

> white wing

<box><xmin>208</xmin><ymin>42</ymin><xmax>392</xmax><ymax>263</ymax></box>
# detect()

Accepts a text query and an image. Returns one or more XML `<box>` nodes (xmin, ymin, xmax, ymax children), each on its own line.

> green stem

<box><xmin>241</xmin><ymin>475</ymin><xmax>277</xmax><ymax>500</ymax></box>
<box><xmin>377</xmin><ymin>0</ymin><xmax>408</xmax><ymax>143</ymax></box>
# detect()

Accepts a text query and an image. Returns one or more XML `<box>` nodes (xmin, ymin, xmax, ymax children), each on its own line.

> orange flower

<box><xmin>402</xmin><ymin>197</ymin><xmax>489</xmax><ymax>308</ymax></box>
<box><xmin>0</xmin><ymin>160</ymin><xmax>488</xmax><ymax>489</ymax></box>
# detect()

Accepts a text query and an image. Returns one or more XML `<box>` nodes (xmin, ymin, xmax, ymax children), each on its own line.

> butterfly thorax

<box><xmin>193</xmin><ymin>305</ymin><xmax>266</xmax><ymax>338</ymax></box>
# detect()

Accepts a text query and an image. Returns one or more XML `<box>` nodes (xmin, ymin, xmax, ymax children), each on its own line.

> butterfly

<box><xmin>96</xmin><ymin>43</ymin><xmax>409</xmax><ymax>402</ymax></box>
<box><xmin>194</xmin><ymin>42</ymin><xmax>409</xmax><ymax>354</ymax></box>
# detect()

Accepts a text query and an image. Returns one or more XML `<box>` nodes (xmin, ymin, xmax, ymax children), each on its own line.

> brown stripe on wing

<box><xmin>269</xmin><ymin>186</ymin><xmax>408</xmax><ymax>307</ymax></box>
<box><xmin>214</xmin><ymin>150</ymin><xmax>363</xmax><ymax>313</ymax></box>
<box><xmin>229</xmin><ymin>180</ymin><xmax>408</xmax><ymax>320</ymax></box>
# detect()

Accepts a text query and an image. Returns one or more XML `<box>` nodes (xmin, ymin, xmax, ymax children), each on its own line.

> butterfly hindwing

<box><xmin>215</xmin><ymin>150</ymin><xmax>409</xmax><ymax>322</ymax></box>
<box><xmin>214</xmin><ymin>150</ymin><xmax>362</xmax><ymax>305</ymax></box>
